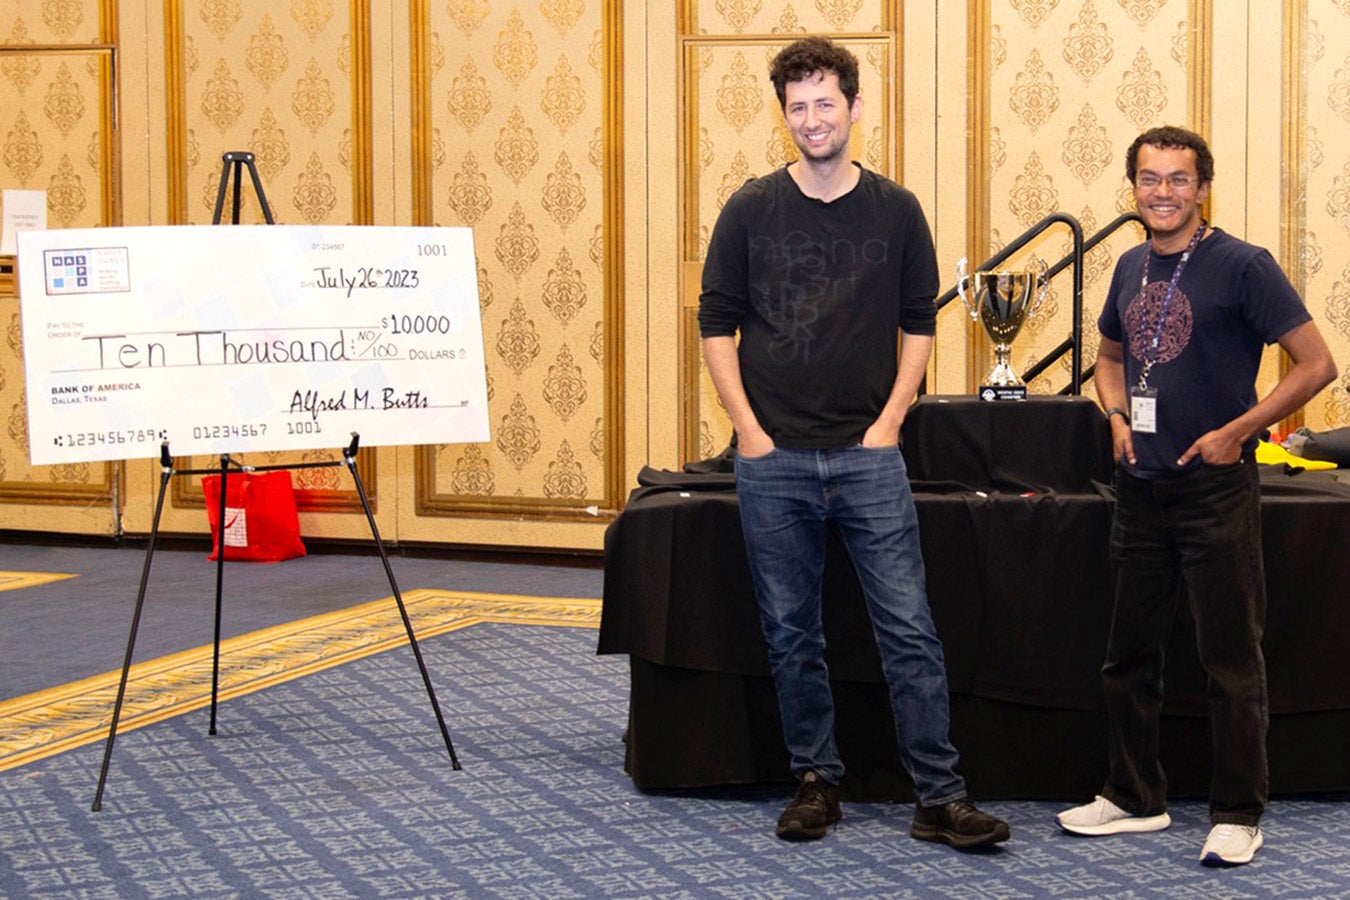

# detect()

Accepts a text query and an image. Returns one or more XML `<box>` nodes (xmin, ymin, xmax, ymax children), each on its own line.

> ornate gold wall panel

<box><xmin>1</xmin><ymin>0</ymin><xmax>104</xmax><ymax>44</ymax></box>
<box><xmin>0</xmin><ymin>48</ymin><xmax>115</xmax><ymax>231</ymax></box>
<box><xmin>1</xmin><ymin>0</ymin><xmax>119</xmax><ymax>253</ymax></box>
<box><xmin>0</xmin><ymin>1</ymin><xmax>119</xmax><ymax>532</ymax></box>
<box><xmin>1287</xmin><ymin>1</ymin><xmax>1350</xmax><ymax>429</ymax></box>
<box><xmin>411</xmin><ymin>0</ymin><xmax>624</xmax><ymax>521</ymax></box>
<box><xmin>680</xmin><ymin>2</ymin><xmax>900</xmax><ymax>462</ymax></box>
<box><xmin>968</xmin><ymin>0</ymin><xmax>1204</xmax><ymax>396</ymax></box>
<box><xmin>167</xmin><ymin>1</ymin><xmax>366</xmax><ymax>226</ymax></box>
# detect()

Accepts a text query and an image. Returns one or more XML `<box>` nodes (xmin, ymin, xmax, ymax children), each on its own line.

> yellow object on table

<box><xmin>1256</xmin><ymin>440</ymin><xmax>1337</xmax><ymax>470</ymax></box>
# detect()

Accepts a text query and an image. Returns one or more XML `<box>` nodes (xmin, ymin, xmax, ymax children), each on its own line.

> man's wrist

<box><xmin>1105</xmin><ymin>406</ymin><xmax>1129</xmax><ymax>424</ymax></box>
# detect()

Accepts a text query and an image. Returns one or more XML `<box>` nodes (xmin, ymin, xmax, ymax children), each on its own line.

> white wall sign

<box><xmin>18</xmin><ymin>225</ymin><xmax>489</xmax><ymax>465</ymax></box>
<box><xmin>2</xmin><ymin>189</ymin><xmax>47</xmax><ymax>256</ymax></box>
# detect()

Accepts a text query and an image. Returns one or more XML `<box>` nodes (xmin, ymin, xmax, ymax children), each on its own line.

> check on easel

<box><xmin>17</xmin><ymin>225</ymin><xmax>489</xmax><ymax>465</ymax></box>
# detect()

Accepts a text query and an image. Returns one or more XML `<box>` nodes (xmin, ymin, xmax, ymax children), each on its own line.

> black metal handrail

<box><xmin>937</xmin><ymin>211</ymin><xmax>1146</xmax><ymax>395</ymax></box>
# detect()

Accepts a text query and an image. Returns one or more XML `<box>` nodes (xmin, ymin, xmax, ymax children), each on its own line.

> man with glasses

<box><xmin>1056</xmin><ymin>126</ymin><xmax>1337</xmax><ymax>865</ymax></box>
<box><xmin>698</xmin><ymin>36</ymin><xmax>1009</xmax><ymax>848</ymax></box>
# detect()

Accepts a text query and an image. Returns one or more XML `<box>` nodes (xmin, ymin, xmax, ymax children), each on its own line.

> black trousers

<box><xmin>1101</xmin><ymin>458</ymin><xmax>1268</xmax><ymax>827</ymax></box>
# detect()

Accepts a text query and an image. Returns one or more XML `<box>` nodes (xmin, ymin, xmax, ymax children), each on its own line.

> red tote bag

<box><xmin>202</xmin><ymin>470</ymin><xmax>307</xmax><ymax>563</ymax></box>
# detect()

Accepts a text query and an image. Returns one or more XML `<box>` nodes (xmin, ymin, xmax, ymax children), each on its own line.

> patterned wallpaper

<box><xmin>0</xmin><ymin>0</ymin><xmax>112</xmax><ymax>495</ymax></box>
<box><xmin>419</xmin><ymin>0</ymin><xmax>617</xmax><ymax>515</ymax></box>
<box><xmin>1</xmin><ymin>0</ymin><xmax>100</xmax><ymax>43</ymax></box>
<box><xmin>171</xmin><ymin>1</ymin><xmax>621</xmax><ymax>516</ymax></box>
<box><xmin>174</xmin><ymin>3</ymin><xmax>358</xmax><ymax>226</ymax></box>
<box><xmin>685</xmin><ymin>0</ymin><xmax>891</xmax><ymax>33</ymax></box>
<box><xmin>1293</xmin><ymin>0</ymin><xmax>1350</xmax><ymax>427</ymax></box>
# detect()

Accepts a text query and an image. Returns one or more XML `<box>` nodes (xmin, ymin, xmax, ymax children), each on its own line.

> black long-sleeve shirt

<box><xmin>698</xmin><ymin>165</ymin><xmax>939</xmax><ymax>448</ymax></box>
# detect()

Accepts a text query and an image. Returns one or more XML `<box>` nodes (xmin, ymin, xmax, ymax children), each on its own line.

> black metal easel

<box><xmin>211</xmin><ymin>151</ymin><xmax>275</xmax><ymax>225</ymax></box>
<box><xmin>92</xmin><ymin>154</ymin><xmax>460</xmax><ymax>811</ymax></box>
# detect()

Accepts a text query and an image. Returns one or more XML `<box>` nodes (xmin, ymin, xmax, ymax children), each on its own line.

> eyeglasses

<box><xmin>1135</xmin><ymin>173</ymin><xmax>1199</xmax><ymax>191</ymax></box>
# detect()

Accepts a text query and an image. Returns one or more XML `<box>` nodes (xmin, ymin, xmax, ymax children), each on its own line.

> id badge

<box><xmin>1129</xmin><ymin>387</ymin><xmax>1158</xmax><ymax>434</ymax></box>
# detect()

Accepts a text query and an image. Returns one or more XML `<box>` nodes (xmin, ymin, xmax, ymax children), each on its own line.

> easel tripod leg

<box><xmin>209</xmin><ymin>455</ymin><xmax>229</xmax><ymax>736</ymax></box>
<box><xmin>91</xmin><ymin>453</ymin><xmax>173</xmax><ymax>811</ymax></box>
<box><xmin>344</xmin><ymin>440</ymin><xmax>461</xmax><ymax>769</ymax></box>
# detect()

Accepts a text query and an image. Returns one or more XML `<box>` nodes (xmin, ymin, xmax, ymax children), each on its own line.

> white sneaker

<box><xmin>1056</xmin><ymin>795</ymin><xmax>1172</xmax><ymax>836</ymax></box>
<box><xmin>1200</xmin><ymin>824</ymin><xmax>1263</xmax><ymax>866</ymax></box>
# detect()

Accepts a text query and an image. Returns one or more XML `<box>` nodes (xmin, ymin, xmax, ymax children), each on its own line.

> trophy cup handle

<box><xmin>956</xmin><ymin>256</ymin><xmax>978</xmax><ymax>321</ymax></box>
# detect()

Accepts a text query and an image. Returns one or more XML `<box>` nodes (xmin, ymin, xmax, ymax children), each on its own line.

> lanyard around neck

<box><xmin>1137</xmin><ymin>221</ymin><xmax>1206</xmax><ymax>389</ymax></box>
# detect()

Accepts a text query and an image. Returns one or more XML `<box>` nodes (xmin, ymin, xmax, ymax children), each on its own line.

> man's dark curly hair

<box><xmin>769</xmin><ymin>37</ymin><xmax>860</xmax><ymax>110</ymax></box>
<box><xmin>1125</xmin><ymin>125</ymin><xmax>1215</xmax><ymax>185</ymax></box>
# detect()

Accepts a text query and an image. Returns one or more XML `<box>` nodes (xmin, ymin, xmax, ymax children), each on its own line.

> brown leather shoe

<box><xmin>775</xmin><ymin>771</ymin><xmax>842</xmax><ymax>841</ymax></box>
<box><xmin>911</xmin><ymin>798</ymin><xmax>1010</xmax><ymax>848</ymax></box>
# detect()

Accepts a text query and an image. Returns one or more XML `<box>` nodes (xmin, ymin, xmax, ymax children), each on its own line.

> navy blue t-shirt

<box><xmin>1097</xmin><ymin>228</ymin><xmax>1311</xmax><ymax>477</ymax></box>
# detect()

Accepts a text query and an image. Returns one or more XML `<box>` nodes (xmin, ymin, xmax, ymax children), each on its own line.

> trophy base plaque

<box><xmin>979</xmin><ymin>384</ymin><xmax>1027</xmax><ymax>402</ymax></box>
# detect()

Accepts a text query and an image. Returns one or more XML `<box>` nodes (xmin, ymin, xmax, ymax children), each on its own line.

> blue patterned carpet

<box><xmin>3</xmin><ymin>620</ymin><xmax>1349</xmax><ymax>897</ymax></box>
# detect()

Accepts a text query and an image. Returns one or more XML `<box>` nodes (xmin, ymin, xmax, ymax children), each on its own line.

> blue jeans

<box><xmin>734</xmin><ymin>444</ymin><xmax>967</xmax><ymax>805</ymax></box>
<box><xmin>1102</xmin><ymin>459</ymin><xmax>1268</xmax><ymax>827</ymax></box>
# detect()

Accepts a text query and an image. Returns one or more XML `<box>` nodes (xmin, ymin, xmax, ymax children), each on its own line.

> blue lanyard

<box><xmin>1137</xmin><ymin>221</ymin><xmax>1206</xmax><ymax>389</ymax></box>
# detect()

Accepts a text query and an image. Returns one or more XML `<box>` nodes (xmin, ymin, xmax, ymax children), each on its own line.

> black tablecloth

<box><xmin>901</xmin><ymin>395</ymin><xmax>1114</xmax><ymax>492</ymax></box>
<box><xmin>599</xmin><ymin>397</ymin><xmax>1350</xmax><ymax>799</ymax></box>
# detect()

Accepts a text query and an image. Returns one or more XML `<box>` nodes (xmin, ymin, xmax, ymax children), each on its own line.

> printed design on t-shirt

<box><xmin>749</xmin><ymin>229</ymin><xmax>882</xmax><ymax>366</ymax></box>
<box><xmin>1124</xmin><ymin>279</ymin><xmax>1193</xmax><ymax>368</ymax></box>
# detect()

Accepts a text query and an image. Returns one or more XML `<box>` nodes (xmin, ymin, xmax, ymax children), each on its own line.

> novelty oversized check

<box><xmin>18</xmin><ymin>225</ymin><xmax>489</xmax><ymax>465</ymax></box>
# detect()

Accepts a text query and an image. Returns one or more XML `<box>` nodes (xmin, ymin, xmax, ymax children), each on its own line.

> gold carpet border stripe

<box><xmin>0</xmin><ymin>571</ymin><xmax>78</xmax><ymax>592</ymax></box>
<box><xmin>0</xmin><ymin>590</ymin><xmax>601</xmax><ymax>773</ymax></box>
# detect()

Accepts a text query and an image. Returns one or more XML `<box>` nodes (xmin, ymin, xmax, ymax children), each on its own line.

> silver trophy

<box><xmin>956</xmin><ymin>256</ymin><xmax>1050</xmax><ymax>401</ymax></box>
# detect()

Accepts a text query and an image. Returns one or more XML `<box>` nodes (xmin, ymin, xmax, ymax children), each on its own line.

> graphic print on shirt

<box><xmin>1124</xmin><ymin>279</ymin><xmax>1193</xmax><ymax>369</ymax></box>
<box><xmin>749</xmin><ymin>229</ymin><xmax>886</xmax><ymax>366</ymax></box>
